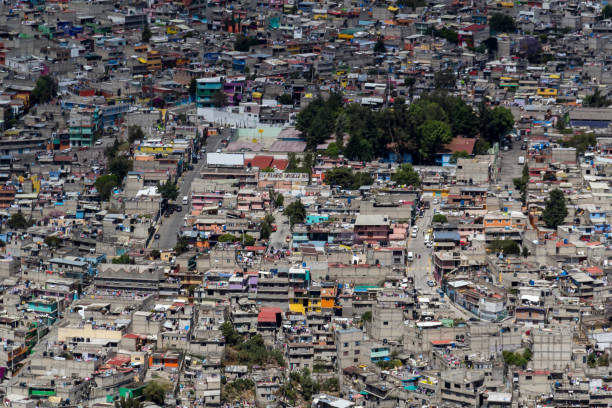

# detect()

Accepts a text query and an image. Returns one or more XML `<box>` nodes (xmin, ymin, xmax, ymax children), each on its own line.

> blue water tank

<box><xmin>529</xmin><ymin>280</ymin><xmax>534</xmax><ymax>286</ymax></box>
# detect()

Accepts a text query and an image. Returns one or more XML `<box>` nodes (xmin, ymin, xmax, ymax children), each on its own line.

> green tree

<box><xmin>274</xmin><ymin>194</ymin><xmax>284</xmax><ymax>208</ymax></box>
<box><xmin>156</xmin><ymin>181</ymin><xmax>179</xmax><ymax>201</ymax></box>
<box><xmin>502</xmin><ymin>348</ymin><xmax>532</xmax><ymax>367</ymax></box>
<box><xmin>7</xmin><ymin>212</ymin><xmax>30</xmax><ymax>229</ymax></box>
<box><xmin>277</xmin><ymin>94</ymin><xmax>293</xmax><ymax>105</ymax></box>
<box><xmin>583</xmin><ymin>88</ymin><xmax>611</xmax><ymax>108</ymax></box>
<box><xmin>284</xmin><ymin>200</ymin><xmax>306</xmax><ymax>227</ymax></box>
<box><xmin>603</xmin><ymin>4</ymin><xmax>612</xmax><ymax>19</ymax></box>
<box><xmin>44</xmin><ymin>236</ymin><xmax>61</xmax><ymax>248</ymax></box>
<box><xmin>483</xmin><ymin>37</ymin><xmax>498</xmax><ymax>53</ymax></box>
<box><xmin>108</xmin><ymin>156</ymin><xmax>133</xmax><ymax>182</ymax></box>
<box><xmin>361</xmin><ymin>311</ymin><xmax>372</xmax><ymax>322</ymax></box>
<box><xmin>221</xmin><ymin>321</ymin><xmax>243</xmax><ymax>346</ymax></box>
<box><xmin>432</xmin><ymin>214</ymin><xmax>448</xmax><ymax>223</ymax></box>
<box><xmin>218</xmin><ymin>233</ymin><xmax>237</xmax><ymax>243</ymax></box>
<box><xmin>189</xmin><ymin>78</ymin><xmax>197</xmax><ymax>99</ymax></box>
<box><xmin>473</xmin><ymin>138</ymin><xmax>491</xmax><ymax>155</ymax></box>
<box><xmin>239</xmin><ymin>233</ymin><xmax>256</xmax><ymax>246</ymax></box>
<box><xmin>434</xmin><ymin>28</ymin><xmax>459</xmax><ymax>44</ymax></box>
<box><xmin>141</xmin><ymin>23</ymin><xmax>152</xmax><ymax>43</ymax></box>
<box><xmin>488</xmin><ymin>239</ymin><xmax>520</xmax><ymax>255</ymax></box>
<box><xmin>112</xmin><ymin>254</ymin><xmax>134</xmax><ymax>264</ymax></box>
<box><xmin>324</xmin><ymin>142</ymin><xmax>340</xmax><ymax>157</ymax></box>
<box><xmin>260</xmin><ymin>214</ymin><xmax>275</xmax><ymax>240</ymax></box>
<box><xmin>94</xmin><ymin>174</ymin><xmax>119</xmax><ymax>201</ymax></box>
<box><xmin>512</xmin><ymin>164</ymin><xmax>529</xmax><ymax>205</ymax></box>
<box><xmin>434</xmin><ymin>69</ymin><xmax>456</xmax><ymax>89</ymax></box>
<box><xmin>418</xmin><ymin>120</ymin><xmax>453</xmax><ymax>161</ymax></box>
<box><xmin>480</xmin><ymin>105</ymin><xmax>514</xmax><ymax>144</ymax></box>
<box><xmin>32</xmin><ymin>75</ymin><xmax>58</xmax><ymax>104</ymax></box>
<box><xmin>324</xmin><ymin>167</ymin><xmax>373</xmax><ymax>189</ymax></box>
<box><xmin>143</xmin><ymin>381</ymin><xmax>169</xmax><ymax>406</ymax></box>
<box><xmin>542</xmin><ymin>189</ymin><xmax>568</xmax><ymax>229</ymax></box>
<box><xmin>128</xmin><ymin>126</ymin><xmax>145</xmax><ymax>143</ymax></box>
<box><xmin>212</xmin><ymin>90</ymin><xmax>228</xmax><ymax>108</ymax></box>
<box><xmin>490</xmin><ymin>13</ymin><xmax>516</xmax><ymax>33</ymax></box>
<box><xmin>392</xmin><ymin>164</ymin><xmax>421</xmax><ymax>187</ymax></box>
<box><xmin>150</xmin><ymin>249</ymin><xmax>160</xmax><ymax>260</ymax></box>
<box><xmin>560</xmin><ymin>133</ymin><xmax>596</xmax><ymax>154</ymax></box>
<box><xmin>373</xmin><ymin>37</ymin><xmax>386</xmax><ymax>53</ymax></box>
<box><xmin>115</xmin><ymin>396</ymin><xmax>143</xmax><ymax>408</ymax></box>
<box><xmin>234</xmin><ymin>35</ymin><xmax>260</xmax><ymax>51</ymax></box>
<box><xmin>397</xmin><ymin>0</ymin><xmax>425</xmax><ymax>9</ymax></box>
<box><xmin>451</xmin><ymin>151</ymin><xmax>471</xmax><ymax>163</ymax></box>
<box><xmin>174</xmin><ymin>236</ymin><xmax>190</xmax><ymax>254</ymax></box>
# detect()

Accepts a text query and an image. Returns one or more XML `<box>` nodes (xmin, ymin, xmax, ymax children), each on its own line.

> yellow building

<box><xmin>537</xmin><ymin>88</ymin><xmax>557</xmax><ymax>97</ymax></box>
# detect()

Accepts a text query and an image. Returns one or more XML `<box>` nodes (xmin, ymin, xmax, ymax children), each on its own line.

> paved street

<box><xmin>154</xmin><ymin>159</ymin><xmax>205</xmax><ymax>251</ymax></box>
<box><xmin>406</xmin><ymin>205</ymin><xmax>434</xmax><ymax>293</ymax></box>
<box><xmin>269</xmin><ymin>210</ymin><xmax>290</xmax><ymax>251</ymax></box>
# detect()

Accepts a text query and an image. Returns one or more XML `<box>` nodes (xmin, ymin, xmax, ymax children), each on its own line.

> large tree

<box><xmin>284</xmin><ymin>200</ymin><xmax>306</xmax><ymax>227</ymax></box>
<box><xmin>542</xmin><ymin>189</ymin><xmax>568</xmax><ymax>229</ymax></box>
<box><xmin>490</xmin><ymin>13</ymin><xmax>516</xmax><ymax>33</ymax></box>
<box><xmin>156</xmin><ymin>181</ymin><xmax>179</xmax><ymax>201</ymax></box>
<box><xmin>418</xmin><ymin>120</ymin><xmax>453</xmax><ymax>161</ymax></box>
<box><xmin>95</xmin><ymin>174</ymin><xmax>120</xmax><ymax>200</ymax></box>
<box><xmin>480</xmin><ymin>105</ymin><xmax>514</xmax><ymax>144</ymax></box>
<box><xmin>32</xmin><ymin>75</ymin><xmax>58</xmax><ymax>104</ymax></box>
<box><xmin>392</xmin><ymin>164</ymin><xmax>421</xmax><ymax>187</ymax></box>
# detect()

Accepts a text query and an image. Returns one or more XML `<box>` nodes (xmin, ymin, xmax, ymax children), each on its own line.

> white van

<box><xmin>182</xmin><ymin>196</ymin><xmax>188</xmax><ymax>205</ymax></box>
<box><xmin>407</xmin><ymin>252</ymin><xmax>414</xmax><ymax>262</ymax></box>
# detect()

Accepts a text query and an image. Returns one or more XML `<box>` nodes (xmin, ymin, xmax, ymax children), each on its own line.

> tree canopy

<box><xmin>128</xmin><ymin>126</ymin><xmax>145</xmax><ymax>143</ymax></box>
<box><xmin>32</xmin><ymin>76</ymin><xmax>58</xmax><ymax>104</ymax></box>
<box><xmin>156</xmin><ymin>181</ymin><xmax>179</xmax><ymax>201</ymax></box>
<box><xmin>542</xmin><ymin>189</ymin><xmax>568</xmax><ymax>229</ymax></box>
<box><xmin>603</xmin><ymin>4</ymin><xmax>612</xmax><ymax>19</ymax></box>
<box><xmin>7</xmin><ymin>212</ymin><xmax>31</xmax><ymax>229</ymax></box>
<box><xmin>392</xmin><ymin>164</ymin><xmax>421</xmax><ymax>187</ymax></box>
<box><xmin>296</xmin><ymin>92</ymin><xmax>498</xmax><ymax>163</ymax></box>
<box><xmin>324</xmin><ymin>168</ymin><xmax>373</xmax><ymax>189</ymax></box>
<box><xmin>490</xmin><ymin>13</ymin><xmax>516</xmax><ymax>33</ymax></box>
<box><xmin>583</xmin><ymin>89</ymin><xmax>611</xmax><ymax>108</ymax></box>
<box><xmin>373</xmin><ymin>38</ymin><xmax>386</xmax><ymax>53</ymax></box>
<box><xmin>284</xmin><ymin>200</ymin><xmax>306</xmax><ymax>227</ymax></box>
<box><xmin>234</xmin><ymin>35</ymin><xmax>261</xmax><ymax>51</ymax></box>
<box><xmin>94</xmin><ymin>174</ymin><xmax>120</xmax><ymax>201</ymax></box>
<box><xmin>141</xmin><ymin>23</ymin><xmax>152</xmax><ymax>43</ymax></box>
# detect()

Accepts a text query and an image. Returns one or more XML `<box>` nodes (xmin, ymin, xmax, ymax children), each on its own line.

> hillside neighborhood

<box><xmin>0</xmin><ymin>0</ymin><xmax>610</xmax><ymax>407</ymax></box>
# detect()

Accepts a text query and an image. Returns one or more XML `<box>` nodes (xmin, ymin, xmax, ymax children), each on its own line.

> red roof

<box><xmin>245</xmin><ymin>155</ymin><xmax>274</xmax><ymax>169</ymax></box>
<box><xmin>54</xmin><ymin>155</ymin><xmax>74</xmax><ymax>162</ymax></box>
<box><xmin>107</xmin><ymin>355</ymin><xmax>131</xmax><ymax>366</ymax></box>
<box><xmin>271</xmin><ymin>159</ymin><xmax>288</xmax><ymax>170</ymax></box>
<box><xmin>431</xmin><ymin>340</ymin><xmax>454</xmax><ymax>345</ymax></box>
<box><xmin>441</xmin><ymin>136</ymin><xmax>476</xmax><ymax>155</ymax></box>
<box><xmin>258</xmin><ymin>307</ymin><xmax>282</xmax><ymax>323</ymax></box>
<box><xmin>464</xmin><ymin>24</ymin><xmax>487</xmax><ymax>32</ymax></box>
<box><xmin>246</xmin><ymin>246</ymin><xmax>267</xmax><ymax>251</ymax></box>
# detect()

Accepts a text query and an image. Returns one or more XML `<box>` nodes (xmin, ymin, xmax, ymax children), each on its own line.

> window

<box><xmin>383</xmin><ymin>321</ymin><xmax>389</xmax><ymax>326</ymax></box>
<box><xmin>343</xmin><ymin>351</ymin><xmax>348</xmax><ymax>356</ymax></box>
<box><xmin>343</xmin><ymin>342</ymin><xmax>348</xmax><ymax>347</ymax></box>
<box><xmin>355</xmin><ymin>341</ymin><xmax>360</xmax><ymax>346</ymax></box>
<box><xmin>525</xmin><ymin>376</ymin><xmax>532</xmax><ymax>380</ymax></box>
<box><xmin>354</xmin><ymin>350</ymin><xmax>360</xmax><ymax>355</ymax></box>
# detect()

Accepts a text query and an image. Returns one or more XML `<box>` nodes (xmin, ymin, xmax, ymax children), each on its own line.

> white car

<box><xmin>426</xmin><ymin>280</ymin><xmax>436</xmax><ymax>287</ymax></box>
